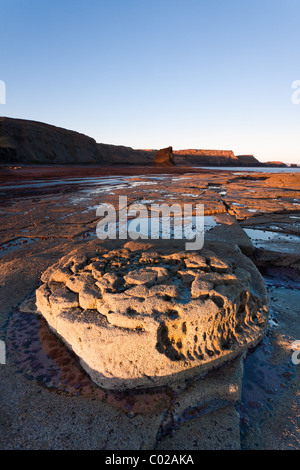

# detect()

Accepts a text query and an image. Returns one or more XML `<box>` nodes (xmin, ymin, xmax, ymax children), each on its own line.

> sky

<box><xmin>1</xmin><ymin>0</ymin><xmax>300</xmax><ymax>164</ymax></box>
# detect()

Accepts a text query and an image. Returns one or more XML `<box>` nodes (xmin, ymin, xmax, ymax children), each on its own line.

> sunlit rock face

<box><xmin>154</xmin><ymin>147</ymin><xmax>175</xmax><ymax>167</ymax></box>
<box><xmin>35</xmin><ymin>242</ymin><xmax>268</xmax><ymax>390</ymax></box>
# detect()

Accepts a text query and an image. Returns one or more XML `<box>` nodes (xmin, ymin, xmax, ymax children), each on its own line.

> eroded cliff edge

<box><xmin>0</xmin><ymin>116</ymin><xmax>270</xmax><ymax>166</ymax></box>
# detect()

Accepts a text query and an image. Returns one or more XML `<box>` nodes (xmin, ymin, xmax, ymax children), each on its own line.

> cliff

<box><xmin>263</xmin><ymin>161</ymin><xmax>287</xmax><ymax>168</ymax></box>
<box><xmin>235</xmin><ymin>155</ymin><xmax>262</xmax><ymax>166</ymax></box>
<box><xmin>97</xmin><ymin>143</ymin><xmax>154</xmax><ymax>165</ymax></box>
<box><xmin>173</xmin><ymin>149</ymin><xmax>261</xmax><ymax>167</ymax></box>
<box><xmin>0</xmin><ymin>116</ymin><xmax>264</xmax><ymax>167</ymax></box>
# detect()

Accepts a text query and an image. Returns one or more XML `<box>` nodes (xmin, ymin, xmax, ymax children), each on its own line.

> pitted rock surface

<box><xmin>35</xmin><ymin>244</ymin><xmax>269</xmax><ymax>390</ymax></box>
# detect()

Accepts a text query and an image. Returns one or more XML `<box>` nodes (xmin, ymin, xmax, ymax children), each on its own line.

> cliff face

<box><xmin>97</xmin><ymin>143</ymin><xmax>154</xmax><ymax>165</ymax></box>
<box><xmin>174</xmin><ymin>149</ymin><xmax>261</xmax><ymax>167</ymax></box>
<box><xmin>0</xmin><ymin>117</ymin><xmax>155</xmax><ymax>165</ymax></box>
<box><xmin>263</xmin><ymin>161</ymin><xmax>287</xmax><ymax>167</ymax></box>
<box><xmin>174</xmin><ymin>149</ymin><xmax>237</xmax><ymax>158</ymax></box>
<box><xmin>235</xmin><ymin>155</ymin><xmax>262</xmax><ymax>166</ymax></box>
<box><xmin>0</xmin><ymin>117</ymin><xmax>263</xmax><ymax>167</ymax></box>
<box><xmin>0</xmin><ymin>117</ymin><xmax>102</xmax><ymax>164</ymax></box>
<box><xmin>154</xmin><ymin>146</ymin><xmax>175</xmax><ymax>166</ymax></box>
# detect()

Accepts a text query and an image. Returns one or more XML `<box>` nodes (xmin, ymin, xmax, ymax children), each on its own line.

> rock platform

<box><xmin>1</xmin><ymin>167</ymin><xmax>299</xmax><ymax>450</ymax></box>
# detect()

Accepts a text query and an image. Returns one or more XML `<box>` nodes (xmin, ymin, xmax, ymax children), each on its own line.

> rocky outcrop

<box><xmin>35</xmin><ymin>241</ymin><xmax>268</xmax><ymax>390</ymax></box>
<box><xmin>154</xmin><ymin>146</ymin><xmax>175</xmax><ymax>167</ymax></box>
<box><xmin>174</xmin><ymin>149</ymin><xmax>261</xmax><ymax>167</ymax></box>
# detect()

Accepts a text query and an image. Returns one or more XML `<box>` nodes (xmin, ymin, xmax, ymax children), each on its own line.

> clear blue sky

<box><xmin>1</xmin><ymin>0</ymin><xmax>300</xmax><ymax>163</ymax></box>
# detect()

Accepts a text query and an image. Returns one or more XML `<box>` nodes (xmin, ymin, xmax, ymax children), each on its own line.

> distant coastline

<box><xmin>192</xmin><ymin>166</ymin><xmax>300</xmax><ymax>172</ymax></box>
<box><xmin>0</xmin><ymin>116</ymin><xmax>298</xmax><ymax>168</ymax></box>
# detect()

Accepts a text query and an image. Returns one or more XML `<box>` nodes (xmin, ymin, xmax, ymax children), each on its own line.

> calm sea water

<box><xmin>194</xmin><ymin>166</ymin><xmax>300</xmax><ymax>173</ymax></box>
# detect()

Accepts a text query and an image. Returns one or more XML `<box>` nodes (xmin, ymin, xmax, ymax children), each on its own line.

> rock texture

<box><xmin>154</xmin><ymin>146</ymin><xmax>175</xmax><ymax>167</ymax></box>
<box><xmin>35</xmin><ymin>241</ymin><xmax>268</xmax><ymax>390</ymax></box>
<box><xmin>236</xmin><ymin>155</ymin><xmax>261</xmax><ymax>166</ymax></box>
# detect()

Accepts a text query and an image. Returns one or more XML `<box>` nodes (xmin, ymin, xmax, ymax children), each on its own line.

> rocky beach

<box><xmin>2</xmin><ymin>0</ymin><xmax>300</xmax><ymax>456</ymax></box>
<box><xmin>0</xmin><ymin>162</ymin><xmax>299</xmax><ymax>450</ymax></box>
<box><xmin>2</xmin><ymin>0</ymin><xmax>300</xmax><ymax>454</ymax></box>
